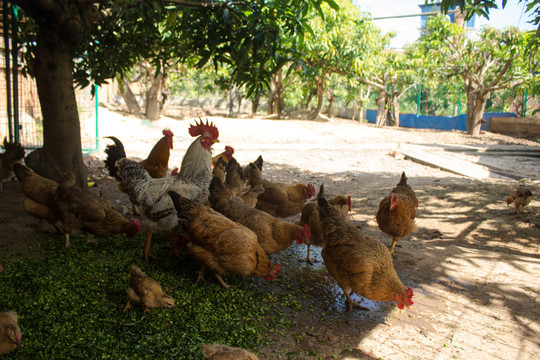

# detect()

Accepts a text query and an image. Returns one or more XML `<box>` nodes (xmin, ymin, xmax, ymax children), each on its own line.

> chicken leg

<box><xmin>143</xmin><ymin>229</ymin><xmax>158</xmax><ymax>263</ymax></box>
<box><xmin>344</xmin><ymin>290</ymin><xmax>369</xmax><ymax>311</ymax></box>
<box><xmin>388</xmin><ymin>236</ymin><xmax>401</xmax><ymax>255</ymax></box>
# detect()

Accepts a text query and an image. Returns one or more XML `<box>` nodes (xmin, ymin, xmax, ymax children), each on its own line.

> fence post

<box><xmin>11</xmin><ymin>4</ymin><xmax>19</xmax><ymax>143</ymax></box>
<box><xmin>2</xmin><ymin>0</ymin><xmax>13</xmax><ymax>142</ymax></box>
<box><xmin>95</xmin><ymin>84</ymin><xmax>99</xmax><ymax>151</ymax></box>
<box><xmin>522</xmin><ymin>89</ymin><xmax>528</xmax><ymax>117</ymax></box>
<box><xmin>416</xmin><ymin>84</ymin><xmax>421</xmax><ymax>116</ymax></box>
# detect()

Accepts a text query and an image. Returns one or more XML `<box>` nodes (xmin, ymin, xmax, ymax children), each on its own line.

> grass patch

<box><xmin>0</xmin><ymin>233</ymin><xmax>292</xmax><ymax>359</ymax></box>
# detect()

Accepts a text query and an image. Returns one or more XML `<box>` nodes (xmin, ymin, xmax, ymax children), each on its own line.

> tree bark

<box><xmin>119</xmin><ymin>78</ymin><xmax>142</xmax><ymax>116</ymax></box>
<box><xmin>375</xmin><ymin>90</ymin><xmax>388</xmax><ymax>127</ymax></box>
<box><xmin>311</xmin><ymin>78</ymin><xmax>325</xmax><ymax>120</ymax></box>
<box><xmin>388</xmin><ymin>93</ymin><xmax>400</xmax><ymax>127</ymax></box>
<box><xmin>24</xmin><ymin>23</ymin><xmax>87</xmax><ymax>188</ymax></box>
<box><xmin>146</xmin><ymin>71</ymin><xmax>164</xmax><ymax>121</ymax></box>
<box><xmin>251</xmin><ymin>94</ymin><xmax>260</xmax><ymax>117</ymax></box>
<box><xmin>466</xmin><ymin>87</ymin><xmax>487</xmax><ymax>136</ymax></box>
<box><xmin>326</xmin><ymin>91</ymin><xmax>335</xmax><ymax>117</ymax></box>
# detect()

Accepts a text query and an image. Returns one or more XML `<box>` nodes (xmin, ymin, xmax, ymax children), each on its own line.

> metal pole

<box><xmin>522</xmin><ymin>89</ymin><xmax>528</xmax><ymax>117</ymax></box>
<box><xmin>2</xmin><ymin>0</ymin><xmax>13</xmax><ymax>142</ymax></box>
<box><xmin>95</xmin><ymin>84</ymin><xmax>99</xmax><ymax>151</ymax></box>
<box><xmin>11</xmin><ymin>4</ymin><xmax>19</xmax><ymax>143</ymax></box>
<box><xmin>416</xmin><ymin>84</ymin><xmax>421</xmax><ymax>116</ymax></box>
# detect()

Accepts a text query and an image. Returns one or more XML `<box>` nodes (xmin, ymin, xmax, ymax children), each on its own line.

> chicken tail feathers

<box><xmin>13</xmin><ymin>163</ymin><xmax>32</xmax><ymax>181</ymax></box>
<box><xmin>168</xmin><ymin>191</ymin><xmax>199</xmax><ymax>223</ymax></box>
<box><xmin>317</xmin><ymin>196</ymin><xmax>332</xmax><ymax>219</ymax></box>
<box><xmin>316</xmin><ymin>184</ymin><xmax>325</xmax><ymax>199</ymax></box>
<box><xmin>254</xmin><ymin>155</ymin><xmax>263</xmax><ymax>171</ymax></box>
<box><xmin>104</xmin><ymin>136</ymin><xmax>127</xmax><ymax>178</ymax></box>
<box><xmin>397</xmin><ymin>171</ymin><xmax>408</xmax><ymax>186</ymax></box>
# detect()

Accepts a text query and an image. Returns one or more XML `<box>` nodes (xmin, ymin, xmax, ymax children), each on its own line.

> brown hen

<box><xmin>0</xmin><ymin>311</ymin><xmax>21</xmax><ymax>355</ymax></box>
<box><xmin>243</xmin><ymin>157</ymin><xmax>315</xmax><ymax>218</ymax></box>
<box><xmin>376</xmin><ymin>172</ymin><xmax>418</xmax><ymax>255</ymax></box>
<box><xmin>318</xmin><ymin>196</ymin><xmax>414</xmax><ymax>311</ymax></box>
<box><xmin>124</xmin><ymin>265</ymin><xmax>175</xmax><ymax>313</ymax></box>
<box><xmin>168</xmin><ymin>190</ymin><xmax>280</xmax><ymax>289</ymax></box>
<box><xmin>298</xmin><ymin>184</ymin><xmax>351</xmax><ymax>264</ymax></box>
<box><xmin>209</xmin><ymin>176</ymin><xmax>311</xmax><ymax>256</ymax></box>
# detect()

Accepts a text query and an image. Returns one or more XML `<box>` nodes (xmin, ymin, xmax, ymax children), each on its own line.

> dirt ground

<box><xmin>1</xmin><ymin>107</ymin><xmax>539</xmax><ymax>359</ymax></box>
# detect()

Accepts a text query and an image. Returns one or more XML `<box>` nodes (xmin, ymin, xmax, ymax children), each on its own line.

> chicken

<box><xmin>105</xmin><ymin>128</ymin><xmax>174</xmax><ymax>179</ymax></box>
<box><xmin>211</xmin><ymin>145</ymin><xmax>234</xmax><ymax>168</ymax></box>
<box><xmin>115</xmin><ymin>119</ymin><xmax>219</xmax><ymax>262</ymax></box>
<box><xmin>0</xmin><ymin>311</ymin><xmax>21</xmax><ymax>355</ymax></box>
<box><xmin>243</xmin><ymin>158</ymin><xmax>316</xmax><ymax>218</ymax></box>
<box><xmin>168</xmin><ymin>190</ymin><xmax>280</xmax><ymax>289</ymax></box>
<box><xmin>224</xmin><ymin>158</ymin><xmax>263</xmax><ymax>208</ymax></box>
<box><xmin>208</xmin><ymin>176</ymin><xmax>311</xmax><ymax>255</ymax></box>
<box><xmin>298</xmin><ymin>184</ymin><xmax>351</xmax><ymax>264</ymax></box>
<box><xmin>123</xmin><ymin>265</ymin><xmax>175</xmax><ymax>313</ymax></box>
<box><xmin>202</xmin><ymin>344</ymin><xmax>259</xmax><ymax>360</ymax></box>
<box><xmin>318</xmin><ymin>196</ymin><xmax>414</xmax><ymax>311</ymax></box>
<box><xmin>104</xmin><ymin>129</ymin><xmax>175</xmax><ymax>214</ymax></box>
<box><xmin>506</xmin><ymin>185</ymin><xmax>532</xmax><ymax>213</ymax></box>
<box><xmin>212</xmin><ymin>157</ymin><xmax>227</xmax><ymax>183</ymax></box>
<box><xmin>0</xmin><ymin>137</ymin><xmax>25</xmax><ymax>190</ymax></box>
<box><xmin>376</xmin><ymin>172</ymin><xmax>418</xmax><ymax>255</ymax></box>
<box><xmin>55</xmin><ymin>171</ymin><xmax>141</xmax><ymax>247</ymax></box>
<box><xmin>13</xmin><ymin>163</ymin><xmax>61</xmax><ymax>233</ymax></box>
<box><xmin>80</xmin><ymin>195</ymin><xmax>142</xmax><ymax>239</ymax></box>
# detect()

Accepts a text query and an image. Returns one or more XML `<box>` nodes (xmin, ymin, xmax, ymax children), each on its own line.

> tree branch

<box><xmin>164</xmin><ymin>0</ymin><xmax>247</xmax><ymax>9</ymax></box>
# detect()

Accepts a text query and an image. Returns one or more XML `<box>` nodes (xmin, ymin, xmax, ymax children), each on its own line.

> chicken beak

<box><xmin>213</xmin><ymin>139</ymin><xmax>220</xmax><ymax>144</ymax></box>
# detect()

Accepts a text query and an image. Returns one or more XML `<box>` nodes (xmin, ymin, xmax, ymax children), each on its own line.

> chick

<box><xmin>202</xmin><ymin>343</ymin><xmax>259</xmax><ymax>360</ymax></box>
<box><xmin>0</xmin><ymin>311</ymin><xmax>21</xmax><ymax>355</ymax></box>
<box><xmin>123</xmin><ymin>265</ymin><xmax>175</xmax><ymax>313</ymax></box>
<box><xmin>506</xmin><ymin>185</ymin><xmax>532</xmax><ymax>214</ymax></box>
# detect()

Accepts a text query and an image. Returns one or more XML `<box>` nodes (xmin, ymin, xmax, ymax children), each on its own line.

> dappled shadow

<box><xmin>253</xmin><ymin>160</ymin><xmax>539</xmax><ymax>359</ymax></box>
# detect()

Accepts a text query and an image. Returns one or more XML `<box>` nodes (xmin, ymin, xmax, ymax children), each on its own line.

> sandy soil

<box><xmin>1</xmin><ymin>106</ymin><xmax>539</xmax><ymax>360</ymax></box>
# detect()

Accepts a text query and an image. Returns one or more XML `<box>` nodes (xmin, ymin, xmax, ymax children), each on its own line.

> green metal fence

<box><xmin>0</xmin><ymin>1</ymin><xmax>98</xmax><ymax>153</ymax></box>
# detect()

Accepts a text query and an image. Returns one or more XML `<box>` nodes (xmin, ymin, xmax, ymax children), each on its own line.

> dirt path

<box><xmin>1</xmin><ymin>107</ymin><xmax>539</xmax><ymax>359</ymax></box>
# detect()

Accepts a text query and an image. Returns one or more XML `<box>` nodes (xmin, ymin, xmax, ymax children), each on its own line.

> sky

<box><xmin>352</xmin><ymin>0</ymin><xmax>536</xmax><ymax>48</ymax></box>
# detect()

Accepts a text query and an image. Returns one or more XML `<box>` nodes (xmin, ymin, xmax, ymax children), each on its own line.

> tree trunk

<box><xmin>119</xmin><ymin>78</ymin><xmax>142</xmax><ymax>116</ymax></box>
<box><xmin>146</xmin><ymin>72</ymin><xmax>164</xmax><ymax>121</ymax></box>
<box><xmin>466</xmin><ymin>88</ymin><xmax>488</xmax><ymax>136</ymax></box>
<box><xmin>274</xmin><ymin>69</ymin><xmax>284</xmax><ymax>119</ymax></box>
<box><xmin>24</xmin><ymin>24</ymin><xmax>87</xmax><ymax>189</ymax></box>
<box><xmin>375</xmin><ymin>90</ymin><xmax>388</xmax><ymax>127</ymax></box>
<box><xmin>228</xmin><ymin>84</ymin><xmax>238</xmax><ymax>117</ymax></box>
<box><xmin>311</xmin><ymin>78</ymin><xmax>325</xmax><ymax>120</ymax></box>
<box><xmin>326</xmin><ymin>91</ymin><xmax>335</xmax><ymax>118</ymax></box>
<box><xmin>251</xmin><ymin>94</ymin><xmax>260</xmax><ymax>117</ymax></box>
<box><xmin>388</xmin><ymin>94</ymin><xmax>400</xmax><ymax>127</ymax></box>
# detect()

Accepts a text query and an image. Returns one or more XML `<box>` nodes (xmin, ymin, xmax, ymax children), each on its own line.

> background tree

<box><xmin>12</xmin><ymin>0</ymin><xmax>335</xmax><ymax>187</ymax></box>
<box><xmin>416</xmin><ymin>16</ymin><xmax>538</xmax><ymax>135</ymax></box>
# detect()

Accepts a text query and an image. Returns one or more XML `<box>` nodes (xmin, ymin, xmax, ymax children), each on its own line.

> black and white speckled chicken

<box><xmin>115</xmin><ymin>119</ymin><xmax>220</xmax><ymax>262</ymax></box>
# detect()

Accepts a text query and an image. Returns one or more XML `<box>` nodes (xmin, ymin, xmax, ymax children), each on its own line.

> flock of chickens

<box><xmin>0</xmin><ymin>118</ymin><xmax>534</xmax><ymax>358</ymax></box>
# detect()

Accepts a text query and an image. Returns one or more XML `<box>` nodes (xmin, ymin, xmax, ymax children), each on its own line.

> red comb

<box><xmin>306</xmin><ymin>183</ymin><xmax>316</xmax><ymax>198</ymax></box>
<box><xmin>188</xmin><ymin>118</ymin><xmax>219</xmax><ymax>139</ymax></box>
<box><xmin>162</xmin><ymin>128</ymin><xmax>174</xmax><ymax>138</ymax></box>
<box><xmin>407</xmin><ymin>287</ymin><xmax>414</xmax><ymax>298</ymax></box>
<box><xmin>275</xmin><ymin>264</ymin><xmax>282</xmax><ymax>272</ymax></box>
<box><xmin>131</xmin><ymin>218</ymin><xmax>142</xmax><ymax>232</ymax></box>
<box><xmin>170</xmin><ymin>168</ymin><xmax>179</xmax><ymax>176</ymax></box>
<box><xmin>348</xmin><ymin>196</ymin><xmax>352</xmax><ymax>211</ymax></box>
<box><xmin>225</xmin><ymin>145</ymin><xmax>234</xmax><ymax>154</ymax></box>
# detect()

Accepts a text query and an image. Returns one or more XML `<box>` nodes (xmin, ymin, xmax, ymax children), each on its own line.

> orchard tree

<box><xmin>11</xmin><ymin>0</ymin><xmax>335</xmax><ymax>187</ymax></box>
<box><xmin>417</xmin><ymin>16</ymin><xmax>538</xmax><ymax>135</ymax></box>
<box><xmin>295</xmin><ymin>0</ymin><xmax>364</xmax><ymax>120</ymax></box>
